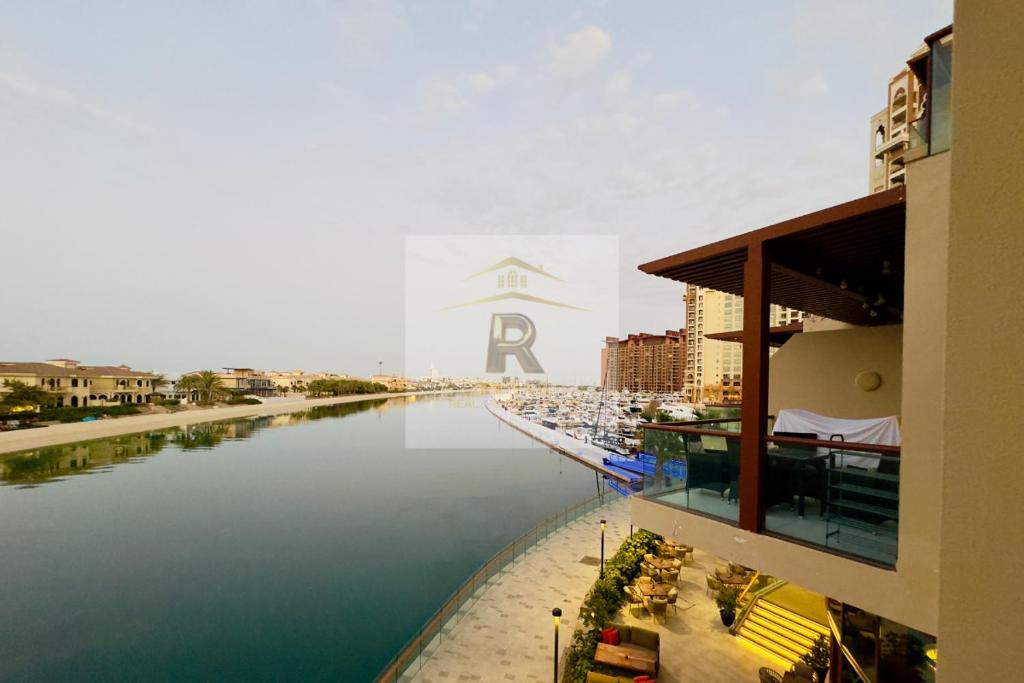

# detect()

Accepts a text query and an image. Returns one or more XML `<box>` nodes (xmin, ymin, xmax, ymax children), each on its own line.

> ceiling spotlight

<box><xmin>875</xmin><ymin>295</ymin><xmax>886</xmax><ymax>306</ymax></box>
<box><xmin>840</xmin><ymin>280</ymin><xmax>848</xmax><ymax>290</ymax></box>
<box><xmin>869</xmin><ymin>309</ymin><xmax>879</xmax><ymax>317</ymax></box>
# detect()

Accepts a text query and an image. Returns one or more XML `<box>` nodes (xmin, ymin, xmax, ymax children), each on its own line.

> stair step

<box><xmin>746</xmin><ymin>614</ymin><xmax>816</xmax><ymax>651</ymax></box>
<box><xmin>738</xmin><ymin>630</ymin><xmax>801</xmax><ymax>664</ymax></box>
<box><xmin>740</xmin><ymin>621</ymin><xmax>807</xmax><ymax>660</ymax></box>
<box><xmin>758</xmin><ymin>601</ymin><xmax>830</xmax><ymax>637</ymax></box>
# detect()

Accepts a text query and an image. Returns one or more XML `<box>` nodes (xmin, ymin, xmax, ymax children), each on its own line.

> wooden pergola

<box><xmin>639</xmin><ymin>187</ymin><xmax>906</xmax><ymax>531</ymax></box>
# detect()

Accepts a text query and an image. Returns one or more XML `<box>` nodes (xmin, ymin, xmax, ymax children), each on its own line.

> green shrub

<box><xmin>38</xmin><ymin>404</ymin><xmax>142</xmax><ymax>423</ymax></box>
<box><xmin>562</xmin><ymin>528</ymin><xmax>662</xmax><ymax>682</ymax></box>
<box><xmin>224</xmin><ymin>396</ymin><xmax>262</xmax><ymax>405</ymax></box>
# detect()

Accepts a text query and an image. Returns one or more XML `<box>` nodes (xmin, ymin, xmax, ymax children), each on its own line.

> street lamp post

<box><xmin>552</xmin><ymin>607</ymin><xmax>562</xmax><ymax>683</ymax></box>
<box><xmin>600</xmin><ymin>519</ymin><xmax>607</xmax><ymax>578</ymax></box>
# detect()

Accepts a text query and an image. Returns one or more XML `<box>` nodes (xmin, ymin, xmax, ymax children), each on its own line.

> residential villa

<box><xmin>267</xmin><ymin>370</ymin><xmax>353</xmax><ymax>393</ymax></box>
<box><xmin>370</xmin><ymin>374</ymin><xmax>412</xmax><ymax>391</ymax></box>
<box><xmin>623</xmin><ymin>16</ymin><xmax>1021</xmax><ymax>681</ymax></box>
<box><xmin>213</xmin><ymin>368</ymin><xmax>276</xmax><ymax>397</ymax></box>
<box><xmin>0</xmin><ymin>359</ymin><xmax>160</xmax><ymax>407</ymax></box>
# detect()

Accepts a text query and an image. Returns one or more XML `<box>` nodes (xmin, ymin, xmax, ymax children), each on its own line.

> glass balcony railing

<box><xmin>764</xmin><ymin>435</ymin><xmax>899</xmax><ymax>567</ymax></box>
<box><xmin>640</xmin><ymin>425</ymin><xmax>740</xmax><ymax>524</ymax></box>
<box><xmin>639</xmin><ymin>425</ymin><xmax>900</xmax><ymax>567</ymax></box>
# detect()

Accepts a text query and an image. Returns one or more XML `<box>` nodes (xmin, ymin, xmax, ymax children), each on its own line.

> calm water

<box><xmin>0</xmin><ymin>394</ymin><xmax>601</xmax><ymax>682</ymax></box>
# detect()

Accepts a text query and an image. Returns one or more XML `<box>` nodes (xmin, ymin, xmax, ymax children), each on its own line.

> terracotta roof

<box><xmin>0</xmin><ymin>362</ymin><xmax>157</xmax><ymax>379</ymax></box>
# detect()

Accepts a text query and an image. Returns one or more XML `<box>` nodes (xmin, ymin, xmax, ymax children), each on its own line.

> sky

<box><xmin>0</xmin><ymin>0</ymin><xmax>953</xmax><ymax>378</ymax></box>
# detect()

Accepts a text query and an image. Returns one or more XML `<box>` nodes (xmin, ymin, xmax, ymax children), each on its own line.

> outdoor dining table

<box><xmin>635</xmin><ymin>582</ymin><xmax>673</xmax><ymax>598</ymax></box>
<box><xmin>646</xmin><ymin>557</ymin><xmax>677</xmax><ymax>571</ymax></box>
<box><xmin>719</xmin><ymin>573</ymin><xmax>750</xmax><ymax>586</ymax></box>
<box><xmin>594</xmin><ymin>642</ymin><xmax>657</xmax><ymax>675</ymax></box>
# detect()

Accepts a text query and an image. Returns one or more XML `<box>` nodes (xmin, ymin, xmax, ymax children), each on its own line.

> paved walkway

<box><xmin>407</xmin><ymin>498</ymin><xmax>782</xmax><ymax>683</ymax></box>
<box><xmin>409</xmin><ymin>497</ymin><xmax>632</xmax><ymax>682</ymax></box>
<box><xmin>0</xmin><ymin>390</ymin><xmax>467</xmax><ymax>455</ymax></box>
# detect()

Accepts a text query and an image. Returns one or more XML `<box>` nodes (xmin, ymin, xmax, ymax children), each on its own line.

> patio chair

<box><xmin>624</xmin><ymin>585</ymin><xmax>644</xmax><ymax>617</ymax></box>
<box><xmin>715</xmin><ymin>567</ymin><xmax>731</xmax><ymax>581</ymax></box>
<box><xmin>706</xmin><ymin>575</ymin><xmax>721</xmax><ymax>598</ymax></box>
<box><xmin>728</xmin><ymin>561</ymin><xmax>747</xmax><ymax>575</ymax></box>
<box><xmin>640</xmin><ymin>563</ymin><xmax>651</xmax><ymax>577</ymax></box>
<box><xmin>638</xmin><ymin>576</ymin><xmax>654</xmax><ymax>586</ymax></box>
<box><xmin>759</xmin><ymin>668</ymin><xmax>784</xmax><ymax>683</ymax></box>
<box><xmin>644</xmin><ymin>596</ymin><xmax>668</xmax><ymax>623</ymax></box>
<box><xmin>662</xmin><ymin>568</ymin><xmax>679</xmax><ymax>585</ymax></box>
<box><xmin>644</xmin><ymin>553</ymin><xmax>656</xmax><ymax>563</ymax></box>
<box><xmin>666</xmin><ymin>587</ymin><xmax>679</xmax><ymax>614</ymax></box>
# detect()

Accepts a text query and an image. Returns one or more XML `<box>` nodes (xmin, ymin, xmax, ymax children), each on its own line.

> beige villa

<box><xmin>0</xmin><ymin>358</ymin><xmax>160</xmax><ymax>407</ymax></box>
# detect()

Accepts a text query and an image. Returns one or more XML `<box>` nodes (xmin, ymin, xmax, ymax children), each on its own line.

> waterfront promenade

<box><xmin>409</xmin><ymin>497</ymin><xmax>631</xmax><ymax>683</ymax></box>
<box><xmin>0</xmin><ymin>391</ymin><xmax>456</xmax><ymax>455</ymax></box>
<box><xmin>486</xmin><ymin>399</ymin><xmax>631</xmax><ymax>484</ymax></box>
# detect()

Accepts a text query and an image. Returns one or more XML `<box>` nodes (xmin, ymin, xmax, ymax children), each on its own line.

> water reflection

<box><xmin>0</xmin><ymin>398</ymin><xmax>388</xmax><ymax>486</ymax></box>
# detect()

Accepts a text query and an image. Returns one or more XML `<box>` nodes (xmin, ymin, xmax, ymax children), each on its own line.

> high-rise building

<box><xmin>683</xmin><ymin>285</ymin><xmax>802</xmax><ymax>404</ymax></box>
<box><xmin>602</xmin><ymin>329</ymin><xmax>686</xmax><ymax>393</ymax></box>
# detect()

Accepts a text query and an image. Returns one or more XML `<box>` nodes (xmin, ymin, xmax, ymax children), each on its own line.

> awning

<box><xmin>639</xmin><ymin>187</ymin><xmax>905</xmax><ymax>326</ymax></box>
<box><xmin>705</xmin><ymin>322</ymin><xmax>804</xmax><ymax>347</ymax></box>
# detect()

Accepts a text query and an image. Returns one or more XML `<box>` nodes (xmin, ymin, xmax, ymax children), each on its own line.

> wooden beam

<box><xmin>740</xmin><ymin>242</ymin><xmax>769</xmax><ymax>532</ymax></box>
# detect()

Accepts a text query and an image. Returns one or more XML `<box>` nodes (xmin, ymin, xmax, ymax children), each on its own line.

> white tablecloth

<box><xmin>773</xmin><ymin>408</ymin><xmax>900</xmax><ymax>470</ymax></box>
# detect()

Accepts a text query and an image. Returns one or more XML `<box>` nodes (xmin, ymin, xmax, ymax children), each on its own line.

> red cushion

<box><xmin>601</xmin><ymin>627</ymin><xmax>620</xmax><ymax>645</ymax></box>
<box><xmin>633</xmin><ymin>677</ymin><xmax>654</xmax><ymax>682</ymax></box>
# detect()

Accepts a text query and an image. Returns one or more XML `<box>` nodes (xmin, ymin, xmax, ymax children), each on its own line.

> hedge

<box><xmin>563</xmin><ymin>528</ymin><xmax>662</xmax><ymax>682</ymax></box>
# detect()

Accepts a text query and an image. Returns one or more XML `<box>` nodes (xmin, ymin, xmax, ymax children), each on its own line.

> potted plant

<box><xmin>715</xmin><ymin>585</ymin><xmax>739</xmax><ymax>627</ymax></box>
<box><xmin>801</xmin><ymin>634</ymin><xmax>831</xmax><ymax>682</ymax></box>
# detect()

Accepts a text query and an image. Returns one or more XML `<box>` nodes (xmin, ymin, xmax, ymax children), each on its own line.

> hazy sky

<box><xmin>0</xmin><ymin>1</ymin><xmax>952</xmax><ymax>377</ymax></box>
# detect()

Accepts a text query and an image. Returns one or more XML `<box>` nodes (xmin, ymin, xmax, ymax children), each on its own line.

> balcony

<box><xmin>639</xmin><ymin>423</ymin><xmax>899</xmax><ymax>567</ymax></box>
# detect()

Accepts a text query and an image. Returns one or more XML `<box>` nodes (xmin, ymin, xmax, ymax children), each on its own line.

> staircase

<box><xmin>736</xmin><ymin>597</ymin><xmax>830</xmax><ymax>666</ymax></box>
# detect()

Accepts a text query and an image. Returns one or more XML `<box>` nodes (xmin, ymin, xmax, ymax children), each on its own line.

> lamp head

<box><xmin>600</xmin><ymin>519</ymin><xmax>606</xmax><ymax>530</ymax></box>
<box><xmin>552</xmin><ymin>607</ymin><xmax>562</xmax><ymax>626</ymax></box>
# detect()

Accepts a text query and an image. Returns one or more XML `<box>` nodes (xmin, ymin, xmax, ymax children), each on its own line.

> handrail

<box><xmin>730</xmin><ymin>578</ymin><xmax>787</xmax><ymax>635</ymax></box>
<box><xmin>373</xmin><ymin>489</ymin><xmax>613</xmax><ymax>682</ymax></box>
<box><xmin>767</xmin><ymin>434</ymin><xmax>900</xmax><ymax>456</ymax></box>
<box><xmin>736</xmin><ymin>570</ymin><xmax>761</xmax><ymax>604</ymax></box>
<box><xmin>642</xmin><ymin>423</ymin><xmax>900</xmax><ymax>456</ymax></box>
<box><xmin>826</xmin><ymin>607</ymin><xmax>874</xmax><ymax>683</ymax></box>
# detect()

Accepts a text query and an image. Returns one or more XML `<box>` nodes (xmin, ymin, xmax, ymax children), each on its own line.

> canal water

<box><xmin>0</xmin><ymin>394</ymin><xmax>601</xmax><ymax>682</ymax></box>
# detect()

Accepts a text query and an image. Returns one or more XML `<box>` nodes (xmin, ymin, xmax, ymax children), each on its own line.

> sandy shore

<box><xmin>0</xmin><ymin>391</ymin><xmax>450</xmax><ymax>455</ymax></box>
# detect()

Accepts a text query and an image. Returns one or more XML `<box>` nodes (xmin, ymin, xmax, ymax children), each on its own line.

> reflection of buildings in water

<box><xmin>0</xmin><ymin>433</ymin><xmax>169</xmax><ymax>485</ymax></box>
<box><xmin>1</xmin><ymin>398</ymin><xmax>391</xmax><ymax>486</ymax></box>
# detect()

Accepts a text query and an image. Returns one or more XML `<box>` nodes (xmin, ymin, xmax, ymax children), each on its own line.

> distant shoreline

<box><xmin>0</xmin><ymin>391</ymin><xmax>465</xmax><ymax>455</ymax></box>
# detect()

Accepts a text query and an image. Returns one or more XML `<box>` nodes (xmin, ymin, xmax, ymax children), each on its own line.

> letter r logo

<box><xmin>486</xmin><ymin>313</ymin><xmax>543</xmax><ymax>373</ymax></box>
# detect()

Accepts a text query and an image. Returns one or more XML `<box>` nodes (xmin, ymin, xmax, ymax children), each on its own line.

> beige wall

<box><xmin>633</xmin><ymin>157</ymin><xmax>953</xmax><ymax>638</ymax></box>
<box><xmin>631</xmin><ymin>496</ymin><xmax>936</xmax><ymax>633</ymax></box>
<box><xmin>768</xmin><ymin>325</ymin><xmax>903</xmax><ymax>419</ymax></box>
<box><xmin>938</xmin><ymin>3</ymin><xmax>1024</xmax><ymax>680</ymax></box>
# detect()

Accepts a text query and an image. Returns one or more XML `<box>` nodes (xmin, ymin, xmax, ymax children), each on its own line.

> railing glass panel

<box><xmin>763</xmin><ymin>436</ymin><xmax>899</xmax><ymax>567</ymax></box>
<box><xmin>640</xmin><ymin>426</ymin><xmax>740</xmax><ymax>524</ymax></box>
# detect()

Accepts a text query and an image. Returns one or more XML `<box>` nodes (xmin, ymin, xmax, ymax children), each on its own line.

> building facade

<box><xmin>683</xmin><ymin>285</ymin><xmax>802</xmax><ymax>404</ymax></box>
<box><xmin>632</xmin><ymin>20</ymin><xmax>1020</xmax><ymax>681</ymax></box>
<box><xmin>215</xmin><ymin>368</ymin><xmax>276</xmax><ymax>397</ymax></box>
<box><xmin>0</xmin><ymin>359</ymin><xmax>159</xmax><ymax>407</ymax></box>
<box><xmin>603</xmin><ymin>329</ymin><xmax>686</xmax><ymax>393</ymax></box>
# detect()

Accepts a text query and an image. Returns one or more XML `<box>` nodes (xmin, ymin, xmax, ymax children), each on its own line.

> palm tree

<box><xmin>177</xmin><ymin>371</ymin><xmax>226</xmax><ymax>403</ymax></box>
<box><xmin>1</xmin><ymin>379</ymin><xmax>58</xmax><ymax>411</ymax></box>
